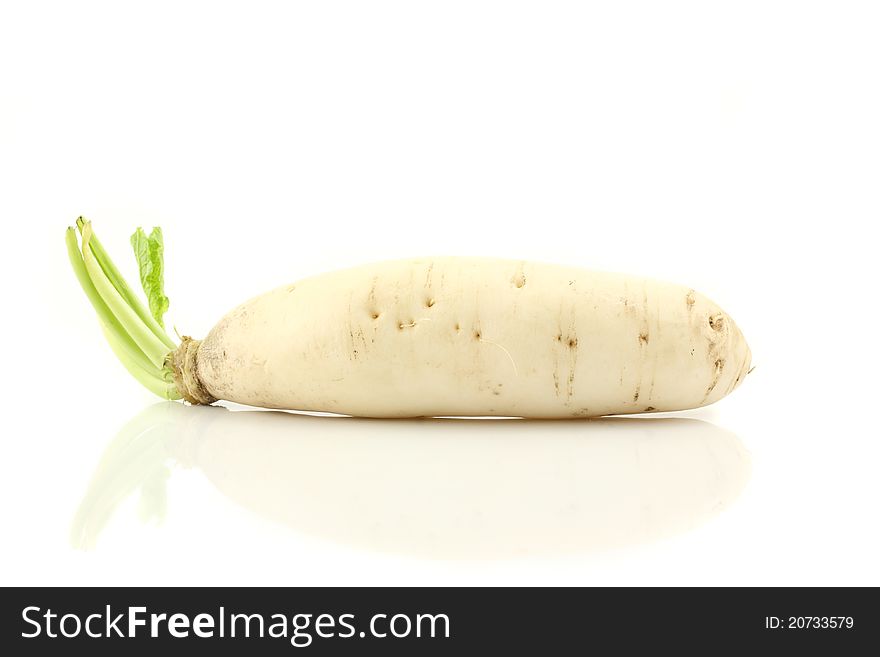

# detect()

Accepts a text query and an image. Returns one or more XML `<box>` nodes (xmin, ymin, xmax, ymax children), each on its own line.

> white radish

<box><xmin>69</xmin><ymin>222</ymin><xmax>751</xmax><ymax>418</ymax></box>
<box><xmin>191</xmin><ymin>257</ymin><xmax>750</xmax><ymax>417</ymax></box>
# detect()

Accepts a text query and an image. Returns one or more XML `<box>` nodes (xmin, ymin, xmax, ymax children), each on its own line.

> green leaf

<box><xmin>130</xmin><ymin>226</ymin><xmax>170</xmax><ymax>327</ymax></box>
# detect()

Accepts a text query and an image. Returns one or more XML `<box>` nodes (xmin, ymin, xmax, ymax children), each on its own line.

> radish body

<box><xmin>184</xmin><ymin>258</ymin><xmax>751</xmax><ymax>418</ymax></box>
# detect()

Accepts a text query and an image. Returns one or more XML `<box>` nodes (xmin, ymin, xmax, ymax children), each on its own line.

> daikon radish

<box><xmin>67</xmin><ymin>220</ymin><xmax>751</xmax><ymax>418</ymax></box>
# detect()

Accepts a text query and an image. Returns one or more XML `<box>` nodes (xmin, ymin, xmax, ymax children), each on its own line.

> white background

<box><xmin>1</xmin><ymin>1</ymin><xmax>878</xmax><ymax>586</ymax></box>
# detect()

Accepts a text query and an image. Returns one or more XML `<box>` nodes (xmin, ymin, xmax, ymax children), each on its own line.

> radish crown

<box><xmin>66</xmin><ymin>219</ymin><xmax>181</xmax><ymax>399</ymax></box>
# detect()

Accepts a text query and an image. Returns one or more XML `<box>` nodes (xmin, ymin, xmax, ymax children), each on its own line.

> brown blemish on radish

<box><xmin>348</xmin><ymin>326</ymin><xmax>359</xmax><ymax>360</ymax></box>
<box><xmin>686</xmin><ymin>290</ymin><xmax>696</xmax><ymax>309</ymax></box>
<box><xmin>425</xmin><ymin>298</ymin><xmax>435</xmax><ymax>308</ymax></box>
<box><xmin>512</xmin><ymin>262</ymin><xmax>527</xmax><ymax>288</ymax></box>
<box><xmin>708</xmin><ymin>313</ymin><xmax>725</xmax><ymax>331</ymax></box>
<box><xmin>702</xmin><ymin>358</ymin><xmax>726</xmax><ymax>402</ymax></box>
<box><xmin>639</xmin><ymin>331</ymin><xmax>649</xmax><ymax>345</ymax></box>
<box><xmin>726</xmin><ymin>354</ymin><xmax>752</xmax><ymax>395</ymax></box>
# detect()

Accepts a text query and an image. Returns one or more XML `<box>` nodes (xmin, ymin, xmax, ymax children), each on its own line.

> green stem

<box><xmin>79</xmin><ymin>223</ymin><xmax>171</xmax><ymax>368</ymax></box>
<box><xmin>102</xmin><ymin>327</ymin><xmax>179</xmax><ymax>399</ymax></box>
<box><xmin>66</xmin><ymin>229</ymin><xmax>156</xmax><ymax>373</ymax></box>
<box><xmin>66</xmin><ymin>224</ymin><xmax>182</xmax><ymax>400</ymax></box>
<box><xmin>76</xmin><ymin>217</ymin><xmax>176</xmax><ymax>351</ymax></box>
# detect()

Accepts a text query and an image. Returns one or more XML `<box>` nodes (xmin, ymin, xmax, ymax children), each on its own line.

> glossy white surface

<box><xmin>2</xmin><ymin>1</ymin><xmax>878</xmax><ymax>585</ymax></box>
<box><xmin>71</xmin><ymin>404</ymin><xmax>751</xmax><ymax>558</ymax></box>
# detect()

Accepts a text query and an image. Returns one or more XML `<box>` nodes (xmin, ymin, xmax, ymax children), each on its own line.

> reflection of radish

<box><xmin>68</xmin><ymin>221</ymin><xmax>751</xmax><ymax>417</ymax></box>
<box><xmin>73</xmin><ymin>403</ymin><xmax>751</xmax><ymax>557</ymax></box>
